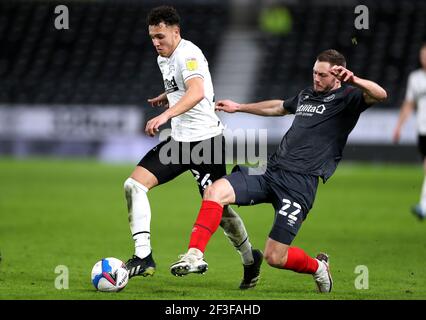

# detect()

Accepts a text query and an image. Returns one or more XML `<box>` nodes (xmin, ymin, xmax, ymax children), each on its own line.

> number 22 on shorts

<box><xmin>278</xmin><ymin>199</ymin><xmax>301</xmax><ymax>221</ymax></box>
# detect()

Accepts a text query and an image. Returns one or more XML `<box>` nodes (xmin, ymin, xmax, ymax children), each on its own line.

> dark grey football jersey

<box><xmin>268</xmin><ymin>85</ymin><xmax>370</xmax><ymax>182</ymax></box>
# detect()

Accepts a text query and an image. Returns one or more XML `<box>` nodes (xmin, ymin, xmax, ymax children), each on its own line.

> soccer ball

<box><xmin>91</xmin><ymin>257</ymin><xmax>129</xmax><ymax>292</ymax></box>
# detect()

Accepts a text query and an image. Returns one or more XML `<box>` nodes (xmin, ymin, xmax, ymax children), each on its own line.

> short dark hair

<box><xmin>317</xmin><ymin>49</ymin><xmax>346</xmax><ymax>68</ymax></box>
<box><xmin>146</xmin><ymin>6</ymin><xmax>180</xmax><ymax>27</ymax></box>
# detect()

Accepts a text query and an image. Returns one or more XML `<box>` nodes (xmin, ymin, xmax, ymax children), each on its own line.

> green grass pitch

<box><xmin>0</xmin><ymin>158</ymin><xmax>425</xmax><ymax>300</ymax></box>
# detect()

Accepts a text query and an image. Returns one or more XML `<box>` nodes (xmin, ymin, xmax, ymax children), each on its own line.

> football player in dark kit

<box><xmin>170</xmin><ymin>49</ymin><xmax>387</xmax><ymax>293</ymax></box>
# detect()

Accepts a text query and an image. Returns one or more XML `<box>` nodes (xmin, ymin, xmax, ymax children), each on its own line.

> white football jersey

<box><xmin>157</xmin><ymin>39</ymin><xmax>224</xmax><ymax>142</ymax></box>
<box><xmin>406</xmin><ymin>69</ymin><xmax>426</xmax><ymax>134</ymax></box>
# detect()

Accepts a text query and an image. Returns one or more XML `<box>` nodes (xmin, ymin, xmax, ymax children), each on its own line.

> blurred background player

<box><xmin>393</xmin><ymin>43</ymin><xmax>426</xmax><ymax>220</ymax></box>
<box><xmin>170</xmin><ymin>49</ymin><xmax>387</xmax><ymax>293</ymax></box>
<box><xmin>123</xmin><ymin>5</ymin><xmax>262</xmax><ymax>289</ymax></box>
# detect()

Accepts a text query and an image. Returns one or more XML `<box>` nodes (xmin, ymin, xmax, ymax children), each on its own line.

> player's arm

<box><xmin>164</xmin><ymin>77</ymin><xmax>204</xmax><ymax>118</ymax></box>
<box><xmin>216</xmin><ymin>99</ymin><xmax>289</xmax><ymax>116</ymax></box>
<box><xmin>330</xmin><ymin>66</ymin><xmax>388</xmax><ymax>104</ymax></box>
<box><xmin>147</xmin><ymin>92</ymin><xmax>168</xmax><ymax>107</ymax></box>
<box><xmin>393</xmin><ymin>100</ymin><xmax>415</xmax><ymax>143</ymax></box>
<box><xmin>145</xmin><ymin>77</ymin><xmax>204</xmax><ymax>137</ymax></box>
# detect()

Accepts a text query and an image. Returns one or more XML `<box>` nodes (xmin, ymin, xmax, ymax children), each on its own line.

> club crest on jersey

<box><xmin>185</xmin><ymin>58</ymin><xmax>198</xmax><ymax>71</ymax></box>
<box><xmin>323</xmin><ymin>94</ymin><xmax>335</xmax><ymax>102</ymax></box>
<box><xmin>161</xmin><ymin>63</ymin><xmax>175</xmax><ymax>76</ymax></box>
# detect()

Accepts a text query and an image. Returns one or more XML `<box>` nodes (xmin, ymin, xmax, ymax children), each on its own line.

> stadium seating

<box><xmin>0</xmin><ymin>0</ymin><xmax>230</xmax><ymax>108</ymax></box>
<box><xmin>253</xmin><ymin>0</ymin><xmax>426</xmax><ymax>108</ymax></box>
<box><xmin>1</xmin><ymin>0</ymin><xmax>425</xmax><ymax>110</ymax></box>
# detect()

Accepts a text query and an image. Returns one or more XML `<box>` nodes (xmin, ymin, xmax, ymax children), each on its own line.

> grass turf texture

<box><xmin>0</xmin><ymin>158</ymin><xmax>425</xmax><ymax>300</ymax></box>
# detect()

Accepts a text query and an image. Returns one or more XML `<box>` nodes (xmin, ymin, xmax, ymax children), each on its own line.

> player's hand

<box><xmin>330</xmin><ymin>66</ymin><xmax>354</xmax><ymax>83</ymax></box>
<box><xmin>215</xmin><ymin>99</ymin><xmax>240</xmax><ymax>113</ymax></box>
<box><xmin>145</xmin><ymin>113</ymin><xmax>169</xmax><ymax>137</ymax></box>
<box><xmin>148</xmin><ymin>94</ymin><xmax>168</xmax><ymax>108</ymax></box>
<box><xmin>392</xmin><ymin>128</ymin><xmax>401</xmax><ymax>144</ymax></box>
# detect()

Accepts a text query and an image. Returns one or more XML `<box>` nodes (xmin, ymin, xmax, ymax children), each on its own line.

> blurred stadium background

<box><xmin>0</xmin><ymin>0</ymin><xmax>425</xmax><ymax>162</ymax></box>
<box><xmin>1</xmin><ymin>0</ymin><xmax>426</xmax><ymax>301</ymax></box>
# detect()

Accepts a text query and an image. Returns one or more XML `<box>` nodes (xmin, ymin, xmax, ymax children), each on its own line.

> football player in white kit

<box><xmin>124</xmin><ymin>5</ymin><xmax>263</xmax><ymax>289</ymax></box>
<box><xmin>393</xmin><ymin>43</ymin><xmax>426</xmax><ymax>220</ymax></box>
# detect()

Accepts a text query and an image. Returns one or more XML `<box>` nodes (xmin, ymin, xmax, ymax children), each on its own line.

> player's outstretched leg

<box><xmin>270</xmin><ymin>244</ymin><xmax>332</xmax><ymax>293</ymax></box>
<box><xmin>170</xmin><ymin>200</ymin><xmax>223</xmax><ymax>276</ymax></box>
<box><xmin>313</xmin><ymin>253</ymin><xmax>333</xmax><ymax>293</ymax></box>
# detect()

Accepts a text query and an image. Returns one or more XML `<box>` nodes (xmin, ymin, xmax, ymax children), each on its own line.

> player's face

<box><xmin>420</xmin><ymin>47</ymin><xmax>426</xmax><ymax>70</ymax></box>
<box><xmin>149</xmin><ymin>23</ymin><xmax>180</xmax><ymax>57</ymax></box>
<box><xmin>313</xmin><ymin>61</ymin><xmax>339</xmax><ymax>93</ymax></box>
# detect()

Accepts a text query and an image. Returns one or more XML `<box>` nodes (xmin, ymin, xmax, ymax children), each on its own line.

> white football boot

<box><xmin>170</xmin><ymin>248</ymin><xmax>208</xmax><ymax>276</ymax></box>
<box><xmin>313</xmin><ymin>253</ymin><xmax>333</xmax><ymax>293</ymax></box>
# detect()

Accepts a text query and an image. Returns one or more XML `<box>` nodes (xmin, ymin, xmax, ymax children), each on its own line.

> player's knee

<box><xmin>203</xmin><ymin>182</ymin><xmax>227</xmax><ymax>205</ymax></box>
<box><xmin>264</xmin><ymin>250</ymin><xmax>287</xmax><ymax>268</ymax></box>
<box><xmin>129</xmin><ymin>166</ymin><xmax>158</xmax><ymax>189</ymax></box>
<box><xmin>203</xmin><ymin>184</ymin><xmax>219</xmax><ymax>201</ymax></box>
<box><xmin>124</xmin><ymin>177</ymin><xmax>149</xmax><ymax>193</ymax></box>
<box><xmin>203</xmin><ymin>179</ymin><xmax>233</xmax><ymax>206</ymax></box>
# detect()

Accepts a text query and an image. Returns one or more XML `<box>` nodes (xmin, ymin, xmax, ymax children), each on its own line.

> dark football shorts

<box><xmin>418</xmin><ymin>135</ymin><xmax>426</xmax><ymax>158</ymax></box>
<box><xmin>224</xmin><ymin>165</ymin><xmax>319</xmax><ymax>245</ymax></box>
<box><xmin>138</xmin><ymin>135</ymin><xmax>226</xmax><ymax>196</ymax></box>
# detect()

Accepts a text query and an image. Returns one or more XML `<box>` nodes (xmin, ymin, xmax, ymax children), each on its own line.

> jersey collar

<box><xmin>312</xmin><ymin>84</ymin><xmax>344</xmax><ymax>97</ymax></box>
<box><xmin>167</xmin><ymin>38</ymin><xmax>184</xmax><ymax>60</ymax></box>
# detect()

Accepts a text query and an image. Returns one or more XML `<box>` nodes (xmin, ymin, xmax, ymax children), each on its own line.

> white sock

<box><xmin>220</xmin><ymin>206</ymin><xmax>254</xmax><ymax>265</ymax></box>
<box><xmin>134</xmin><ymin>233</ymin><xmax>151</xmax><ymax>259</ymax></box>
<box><xmin>420</xmin><ymin>176</ymin><xmax>426</xmax><ymax>215</ymax></box>
<box><xmin>124</xmin><ymin>178</ymin><xmax>152</xmax><ymax>259</ymax></box>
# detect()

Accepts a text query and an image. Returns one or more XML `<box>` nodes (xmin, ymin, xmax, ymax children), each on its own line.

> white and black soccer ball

<box><xmin>91</xmin><ymin>257</ymin><xmax>129</xmax><ymax>292</ymax></box>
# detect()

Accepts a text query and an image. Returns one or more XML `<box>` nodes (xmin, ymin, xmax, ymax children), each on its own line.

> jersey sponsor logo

<box><xmin>185</xmin><ymin>58</ymin><xmax>198</xmax><ymax>71</ymax></box>
<box><xmin>316</xmin><ymin>104</ymin><xmax>326</xmax><ymax>114</ymax></box>
<box><xmin>296</xmin><ymin>104</ymin><xmax>326</xmax><ymax>116</ymax></box>
<box><xmin>164</xmin><ymin>77</ymin><xmax>179</xmax><ymax>94</ymax></box>
<box><xmin>323</xmin><ymin>94</ymin><xmax>335</xmax><ymax>102</ymax></box>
